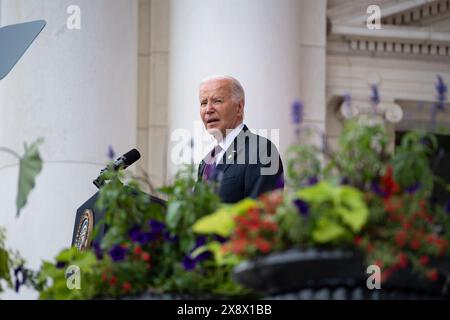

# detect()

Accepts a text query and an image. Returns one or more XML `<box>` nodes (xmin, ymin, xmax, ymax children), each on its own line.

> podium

<box><xmin>72</xmin><ymin>190</ymin><xmax>166</xmax><ymax>250</ymax></box>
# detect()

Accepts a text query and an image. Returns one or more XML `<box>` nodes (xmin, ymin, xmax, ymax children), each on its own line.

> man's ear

<box><xmin>238</xmin><ymin>101</ymin><xmax>244</xmax><ymax>117</ymax></box>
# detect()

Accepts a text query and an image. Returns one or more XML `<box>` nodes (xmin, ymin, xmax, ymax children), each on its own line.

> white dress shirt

<box><xmin>214</xmin><ymin>123</ymin><xmax>245</xmax><ymax>165</ymax></box>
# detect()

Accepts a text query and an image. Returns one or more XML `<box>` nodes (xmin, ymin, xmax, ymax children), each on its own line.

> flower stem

<box><xmin>0</xmin><ymin>147</ymin><xmax>21</xmax><ymax>159</ymax></box>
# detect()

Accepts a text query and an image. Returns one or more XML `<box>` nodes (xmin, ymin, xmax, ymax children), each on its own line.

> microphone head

<box><xmin>123</xmin><ymin>148</ymin><xmax>141</xmax><ymax>166</ymax></box>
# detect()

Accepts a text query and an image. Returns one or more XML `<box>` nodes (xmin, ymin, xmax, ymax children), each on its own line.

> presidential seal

<box><xmin>74</xmin><ymin>209</ymin><xmax>94</xmax><ymax>251</ymax></box>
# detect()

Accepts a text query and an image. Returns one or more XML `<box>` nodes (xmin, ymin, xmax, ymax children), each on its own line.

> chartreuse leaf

<box><xmin>336</xmin><ymin>186</ymin><xmax>368</xmax><ymax>232</ymax></box>
<box><xmin>0</xmin><ymin>248</ymin><xmax>10</xmax><ymax>283</ymax></box>
<box><xmin>297</xmin><ymin>181</ymin><xmax>339</xmax><ymax>204</ymax></box>
<box><xmin>312</xmin><ymin>218</ymin><xmax>347</xmax><ymax>243</ymax></box>
<box><xmin>16</xmin><ymin>138</ymin><xmax>44</xmax><ymax>217</ymax></box>
<box><xmin>191</xmin><ymin>242</ymin><xmax>241</xmax><ymax>267</ymax></box>
<box><xmin>192</xmin><ymin>198</ymin><xmax>259</xmax><ymax>237</ymax></box>
<box><xmin>192</xmin><ymin>208</ymin><xmax>236</xmax><ymax>237</ymax></box>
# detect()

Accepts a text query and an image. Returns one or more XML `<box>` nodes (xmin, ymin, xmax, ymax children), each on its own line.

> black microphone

<box><xmin>93</xmin><ymin>148</ymin><xmax>141</xmax><ymax>189</ymax></box>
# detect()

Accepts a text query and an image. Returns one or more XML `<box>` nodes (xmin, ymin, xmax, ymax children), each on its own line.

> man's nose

<box><xmin>205</xmin><ymin>102</ymin><xmax>215</xmax><ymax>113</ymax></box>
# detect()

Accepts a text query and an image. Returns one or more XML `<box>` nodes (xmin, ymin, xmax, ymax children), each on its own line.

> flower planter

<box><xmin>232</xmin><ymin>249</ymin><xmax>450</xmax><ymax>300</ymax></box>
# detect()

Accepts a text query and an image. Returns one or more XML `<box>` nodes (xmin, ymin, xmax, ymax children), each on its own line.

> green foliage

<box><xmin>285</xmin><ymin>144</ymin><xmax>322</xmax><ymax>188</ymax></box>
<box><xmin>16</xmin><ymin>138</ymin><xmax>44</xmax><ymax>217</ymax></box>
<box><xmin>38</xmin><ymin>247</ymin><xmax>101</xmax><ymax>300</ymax></box>
<box><xmin>330</xmin><ymin>119</ymin><xmax>389</xmax><ymax>188</ymax></box>
<box><xmin>296</xmin><ymin>181</ymin><xmax>369</xmax><ymax>244</ymax></box>
<box><xmin>0</xmin><ymin>228</ymin><xmax>12</xmax><ymax>292</ymax></box>
<box><xmin>391</xmin><ymin>130</ymin><xmax>436</xmax><ymax>194</ymax></box>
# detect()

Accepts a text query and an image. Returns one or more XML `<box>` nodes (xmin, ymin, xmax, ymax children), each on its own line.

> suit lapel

<box><xmin>216</xmin><ymin>125</ymin><xmax>248</xmax><ymax>174</ymax></box>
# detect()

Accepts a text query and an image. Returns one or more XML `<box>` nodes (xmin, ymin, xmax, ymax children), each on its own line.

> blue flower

<box><xmin>109</xmin><ymin>245</ymin><xmax>127</xmax><ymax>262</ymax></box>
<box><xmin>182</xmin><ymin>255</ymin><xmax>197</xmax><ymax>271</ymax></box>
<box><xmin>293</xmin><ymin>199</ymin><xmax>309</xmax><ymax>216</ymax></box>
<box><xmin>107</xmin><ymin>145</ymin><xmax>116</xmax><ymax>160</ymax></box>
<box><xmin>213</xmin><ymin>234</ymin><xmax>229</xmax><ymax>243</ymax></box>
<box><xmin>308</xmin><ymin>176</ymin><xmax>319</xmax><ymax>185</ymax></box>
<box><xmin>137</xmin><ymin>232</ymin><xmax>154</xmax><ymax>245</ymax></box>
<box><xmin>406</xmin><ymin>182</ymin><xmax>421</xmax><ymax>194</ymax></box>
<box><xmin>445</xmin><ymin>199</ymin><xmax>450</xmax><ymax>215</ymax></box>
<box><xmin>194</xmin><ymin>235</ymin><xmax>208</xmax><ymax>249</ymax></box>
<box><xmin>13</xmin><ymin>266</ymin><xmax>27</xmax><ymax>293</ymax></box>
<box><xmin>291</xmin><ymin>100</ymin><xmax>303</xmax><ymax>125</ymax></box>
<box><xmin>370</xmin><ymin>84</ymin><xmax>380</xmax><ymax>105</ymax></box>
<box><xmin>149</xmin><ymin>219</ymin><xmax>165</xmax><ymax>234</ymax></box>
<box><xmin>128</xmin><ymin>225</ymin><xmax>142</xmax><ymax>243</ymax></box>
<box><xmin>436</xmin><ymin>75</ymin><xmax>447</xmax><ymax>107</ymax></box>
<box><xmin>194</xmin><ymin>251</ymin><xmax>213</xmax><ymax>262</ymax></box>
<box><xmin>163</xmin><ymin>231</ymin><xmax>179</xmax><ymax>243</ymax></box>
<box><xmin>371</xmin><ymin>181</ymin><xmax>386</xmax><ymax>197</ymax></box>
<box><xmin>275</xmin><ymin>176</ymin><xmax>285</xmax><ymax>190</ymax></box>
<box><xmin>92</xmin><ymin>242</ymin><xmax>103</xmax><ymax>260</ymax></box>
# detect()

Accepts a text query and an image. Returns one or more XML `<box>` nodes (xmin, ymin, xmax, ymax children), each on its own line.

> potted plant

<box><xmin>191</xmin><ymin>77</ymin><xmax>450</xmax><ymax>299</ymax></box>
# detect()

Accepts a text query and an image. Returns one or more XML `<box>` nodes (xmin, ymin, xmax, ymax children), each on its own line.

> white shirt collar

<box><xmin>210</xmin><ymin>123</ymin><xmax>244</xmax><ymax>165</ymax></box>
<box><xmin>218</xmin><ymin>123</ymin><xmax>244</xmax><ymax>153</ymax></box>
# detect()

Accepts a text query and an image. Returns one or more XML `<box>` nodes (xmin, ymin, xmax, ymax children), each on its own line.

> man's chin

<box><xmin>207</xmin><ymin>127</ymin><xmax>224</xmax><ymax>140</ymax></box>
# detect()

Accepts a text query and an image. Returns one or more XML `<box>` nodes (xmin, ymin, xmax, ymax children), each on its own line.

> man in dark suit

<box><xmin>197</xmin><ymin>75</ymin><xmax>284</xmax><ymax>203</ymax></box>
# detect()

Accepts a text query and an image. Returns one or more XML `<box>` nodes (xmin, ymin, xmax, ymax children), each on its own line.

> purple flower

<box><xmin>340</xmin><ymin>177</ymin><xmax>350</xmax><ymax>185</ymax></box>
<box><xmin>436</xmin><ymin>75</ymin><xmax>447</xmax><ymax>108</ymax></box>
<box><xmin>163</xmin><ymin>231</ymin><xmax>179</xmax><ymax>243</ymax></box>
<box><xmin>406</xmin><ymin>182</ymin><xmax>421</xmax><ymax>194</ymax></box>
<box><xmin>308</xmin><ymin>176</ymin><xmax>319</xmax><ymax>185</ymax></box>
<box><xmin>370</xmin><ymin>84</ymin><xmax>380</xmax><ymax>105</ymax></box>
<box><xmin>128</xmin><ymin>225</ymin><xmax>142</xmax><ymax>243</ymax></box>
<box><xmin>275</xmin><ymin>176</ymin><xmax>285</xmax><ymax>190</ymax></box>
<box><xmin>293</xmin><ymin>199</ymin><xmax>309</xmax><ymax>216</ymax></box>
<box><xmin>13</xmin><ymin>266</ymin><xmax>27</xmax><ymax>293</ymax></box>
<box><xmin>291</xmin><ymin>100</ymin><xmax>303</xmax><ymax>125</ymax></box>
<box><xmin>107</xmin><ymin>145</ymin><xmax>116</xmax><ymax>160</ymax></box>
<box><xmin>55</xmin><ymin>261</ymin><xmax>66</xmax><ymax>269</ymax></box>
<box><xmin>194</xmin><ymin>251</ymin><xmax>213</xmax><ymax>262</ymax></box>
<box><xmin>371</xmin><ymin>181</ymin><xmax>386</xmax><ymax>197</ymax></box>
<box><xmin>109</xmin><ymin>245</ymin><xmax>127</xmax><ymax>262</ymax></box>
<box><xmin>182</xmin><ymin>255</ymin><xmax>197</xmax><ymax>271</ymax></box>
<box><xmin>194</xmin><ymin>235</ymin><xmax>208</xmax><ymax>249</ymax></box>
<box><xmin>445</xmin><ymin>199</ymin><xmax>450</xmax><ymax>215</ymax></box>
<box><xmin>92</xmin><ymin>242</ymin><xmax>103</xmax><ymax>260</ymax></box>
<box><xmin>136</xmin><ymin>232</ymin><xmax>154</xmax><ymax>245</ymax></box>
<box><xmin>213</xmin><ymin>234</ymin><xmax>229</xmax><ymax>243</ymax></box>
<box><xmin>149</xmin><ymin>219</ymin><xmax>165</xmax><ymax>234</ymax></box>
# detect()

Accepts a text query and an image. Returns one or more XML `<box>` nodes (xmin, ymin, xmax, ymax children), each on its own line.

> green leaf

<box><xmin>0</xmin><ymin>248</ymin><xmax>10</xmax><ymax>282</ymax></box>
<box><xmin>312</xmin><ymin>218</ymin><xmax>347</xmax><ymax>243</ymax></box>
<box><xmin>16</xmin><ymin>138</ymin><xmax>44</xmax><ymax>217</ymax></box>
<box><xmin>336</xmin><ymin>186</ymin><xmax>369</xmax><ymax>232</ymax></box>
<box><xmin>192</xmin><ymin>208</ymin><xmax>237</xmax><ymax>237</ymax></box>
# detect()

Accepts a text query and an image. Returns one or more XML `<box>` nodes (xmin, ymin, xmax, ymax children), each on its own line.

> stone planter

<box><xmin>232</xmin><ymin>248</ymin><xmax>450</xmax><ymax>300</ymax></box>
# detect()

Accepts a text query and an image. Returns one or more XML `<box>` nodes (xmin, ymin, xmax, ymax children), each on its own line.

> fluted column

<box><xmin>167</xmin><ymin>0</ymin><xmax>327</xmax><ymax>177</ymax></box>
<box><xmin>0</xmin><ymin>0</ymin><xmax>138</xmax><ymax>298</ymax></box>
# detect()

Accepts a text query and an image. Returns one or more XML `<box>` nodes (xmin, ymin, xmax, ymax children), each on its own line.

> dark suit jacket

<box><xmin>198</xmin><ymin>125</ymin><xmax>284</xmax><ymax>203</ymax></box>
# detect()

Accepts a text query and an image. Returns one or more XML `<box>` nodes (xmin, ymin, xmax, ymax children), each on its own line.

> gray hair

<box><xmin>200</xmin><ymin>75</ymin><xmax>245</xmax><ymax>105</ymax></box>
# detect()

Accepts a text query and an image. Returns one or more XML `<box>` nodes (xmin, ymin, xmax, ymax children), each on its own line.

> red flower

<box><xmin>366</xmin><ymin>243</ymin><xmax>375</xmax><ymax>253</ymax></box>
<box><xmin>109</xmin><ymin>276</ymin><xmax>117</xmax><ymax>286</ymax></box>
<box><xmin>353</xmin><ymin>236</ymin><xmax>363</xmax><ymax>246</ymax></box>
<box><xmin>141</xmin><ymin>252</ymin><xmax>151</xmax><ymax>262</ymax></box>
<box><xmin>426</xmin><ymin>269</ymin><xmax>439</xmax><ymax>282</ymax></box>
<box><xmin>122</xmin><ymin>281</ymin><xmax>132</xmax><ymax>294</ymax></box>
<box><xmin>255</xmin><ymin>238</ymin><xmax>271</xmax><ymax>254</ymax></box>
<box><xmin>380</xmin><ymin>166</ymin><xmax>400</xmax><ymax>199</ymax></box>
<box><xmin>101</xmin><ymin>273</ymin><xmax>108</xmax><ymax>282</ymax></box>
<box><xmin>133</xmin><ymin>246</ymin><xmax>143</xmax><ymax>255</ymax></box>
<box><xmin>402</xmin><ymin>222</ymin><xmax>411</xmax><ymax>230</ymax></box>
<box><xmin>397</xmin><ymin>252</ymin><xmax>408</xmax><ymax>269</ymax></box>
<box><xmin>395</xmin><ymin>231</ymin><xmax>407</xmax><ymax>247</ymax></box>
<box><xmin>419</xmin><ymin>255</ymin><xmax>430</xmax><ymax>266</ymax></box>
<box><xmin>410</xmin><ymin>239</ymin><xmax>421</xmax><ymax>251</ymax></box>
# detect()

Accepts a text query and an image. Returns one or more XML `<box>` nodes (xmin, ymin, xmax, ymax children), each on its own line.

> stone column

<box><xmin>0</xmin><ymin>0</ymin><xmax>138</xmax><ymax>298</ymax></box>
<box><xmin>167</xmin><ymin>0</ymin><xmax>327</xmax><ymax>177</ymax></box>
